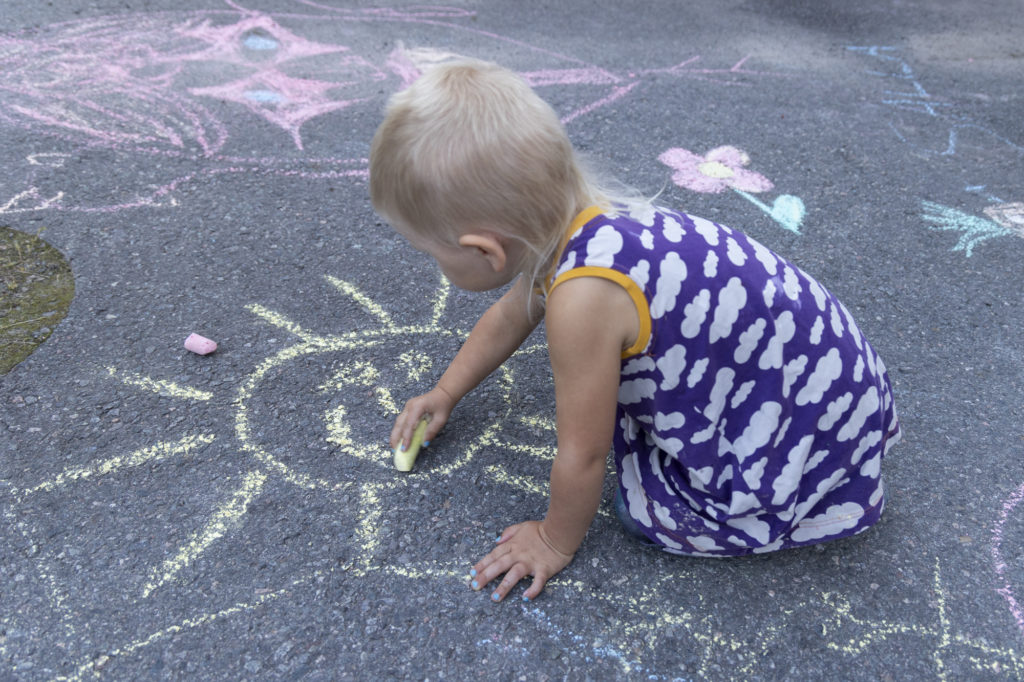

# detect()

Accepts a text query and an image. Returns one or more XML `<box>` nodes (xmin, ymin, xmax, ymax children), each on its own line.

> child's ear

<box><xmin>458</xmin><ymin>232</ymin><xmax>508</xmax><ymax>272</ymax></box>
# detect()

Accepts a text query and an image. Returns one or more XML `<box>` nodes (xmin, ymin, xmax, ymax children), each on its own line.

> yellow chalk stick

<box><xmin>394</xmin><ymin>417</ymin><xmax>429</xmax><ymax>472</ymax></box>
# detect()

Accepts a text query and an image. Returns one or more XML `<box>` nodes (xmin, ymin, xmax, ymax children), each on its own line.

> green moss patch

<box><xmin>0</xmin><ymin>226</ymin><xmax>74</xmax><ymax>374</ymax></box>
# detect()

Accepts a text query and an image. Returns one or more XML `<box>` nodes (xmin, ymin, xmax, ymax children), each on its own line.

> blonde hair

<box><xmin>370</xmin><ymin>57</ymin><xmax>616</xmax><ymax>292</ymax></box>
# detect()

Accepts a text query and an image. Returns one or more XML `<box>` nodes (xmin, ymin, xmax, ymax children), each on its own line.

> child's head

<box><xmin>370</xmin><ymin>57</ymin><xmax>596</xmax><ymax>286</ymax></box>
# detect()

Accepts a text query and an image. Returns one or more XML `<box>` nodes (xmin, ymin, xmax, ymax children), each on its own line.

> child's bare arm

<box><xmin>471</xmin><ymin>276</ymin><xmax>637</xmax><ymax>601</ymax></box>
<box><xmin>543</xmin><ymin>277</ymin><xmax>628</xmax><ymax>553</ymax></box>
<box><xmin>390</xmin><ymin>276</ymin><xmax>541</xmax><ymax>449</ymax></box>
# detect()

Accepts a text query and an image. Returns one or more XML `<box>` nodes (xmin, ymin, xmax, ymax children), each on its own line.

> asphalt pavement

<box><xmin>2</xmin><ymin>1</ymin><xmax>1023</xmax><ymax>679</ymax></box>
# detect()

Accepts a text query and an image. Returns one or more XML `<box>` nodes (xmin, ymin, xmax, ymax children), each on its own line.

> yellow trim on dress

<box><xmin>544</xmin><ymin>205</ymin><xmax>606</xmax><ymax>291</ymax></box>
<box><xmin>549</xmin><ymin>266</ymin><xmax>652</xmax><ymax>359</ymax></box>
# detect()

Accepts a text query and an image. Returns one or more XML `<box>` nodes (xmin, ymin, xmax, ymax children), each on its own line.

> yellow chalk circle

<box><xmin>393</xmin><ymin>417</ymin><xmax>429</xmax><ymax>472</ymax></box>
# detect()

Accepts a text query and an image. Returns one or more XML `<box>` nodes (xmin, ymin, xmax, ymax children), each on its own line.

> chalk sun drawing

<box><xmin>6</xmin><ymin>287</ymin><xmax>1024</xmax><ymax>678</ymax></box>
<box><xmin>0</xmin><ymin>2</ymin><xmax>778</xmax><ymax>216</ymax></box>
<box><xmin>5</xmin><ymin>271</ymin><xmax>559</xmax><ymax>678</ymax></box>
<box><xmin>158</xmin><ymin>274</ymin><xmax>516</xmax><ymax>585</ymax></box>
<box><xmin>659</xmin><ymin>145</ymin><xmax>806</xmax><ymax>234</ymax></box>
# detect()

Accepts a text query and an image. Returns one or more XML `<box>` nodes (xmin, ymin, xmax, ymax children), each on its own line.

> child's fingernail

<box><xmin>471</xmin><ymin>580</ymin><xmax>479</xmax><ymax>589</ymax></box>
<box><xmin>522</xmin><ymin>596</ymin><xmax>530</xmax><ymax>603</ymax></box>
<box><xmin>494</xmin><ymin>536</ymin><xmax>502</xmax><ymax>543</ymax></box>
<box><xmin>423</xmin><ymin>440</ymin><xmax>430</xmax><ymax>447</ymax></box>
<box><xmin>398</xmin><ymin>443</ymin><xmax>405</xmax><ymax>452</ymax></box>
<box><xmin>470</xmin><ymin>568</ymin><xmax>477</xmax><ymax>577</ymax></box>
<box><xmin>491</xmin><ymin>592</ymin><xmax>500</xmax><ymax>602</ymax></box>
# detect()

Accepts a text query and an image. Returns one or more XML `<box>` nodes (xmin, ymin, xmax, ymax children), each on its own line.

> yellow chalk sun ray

<box><xmin>57</xmin><ymin>557</ymin><xmax>468</xmax><ymax>682</ymax></box>
<box><xmin>819</xmin><ymin>558</ymin><xmax>1024</xmax><ymax>679</ymax></box>
<box><xmin>106</xmin><ymin>366</ymin><xmax>214</xmax><ymax>401</ymax></box>
<box><xmin>325</xmin><ymin>275</ymin><xmax>397</xmax><ymax>330</ymax></box>
<box><xmin>19</xmin><ymin>434</ymin><xmax>216</xmax><ymax>497</ymax></box>
<box><xmin>142</xmin><ymin>470</ymin><xmax>268</xmax><ymax>598</ymax></box>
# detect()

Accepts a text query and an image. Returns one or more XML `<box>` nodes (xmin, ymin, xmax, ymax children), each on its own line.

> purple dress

<box><xmin>547</xmin><ymin>205</ymin><xmax>901</xmax><ymax>556</ymax></box>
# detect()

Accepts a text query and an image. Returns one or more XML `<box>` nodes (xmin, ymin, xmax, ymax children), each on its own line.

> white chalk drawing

<box><xmin>993</xmin><ymin>480</ymin><xmax>1024</xmax><ymax>644</ymax></box>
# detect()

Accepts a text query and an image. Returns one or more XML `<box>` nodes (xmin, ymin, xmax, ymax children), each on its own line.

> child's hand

<box><xmin>390</xmin><ymin>386</ymin><xmax>455</xmax><ymax>451</ymax></box>
<box><xmin>469</xmin><ymin>521</ymin><xmax>575</xmax><ymax>602</ymax></box>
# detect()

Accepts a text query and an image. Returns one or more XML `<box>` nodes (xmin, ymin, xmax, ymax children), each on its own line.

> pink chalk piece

<box><xmin>184</xmin><ymin>333</ymin><xmax>217</xmax><ymax>355</ymax></box>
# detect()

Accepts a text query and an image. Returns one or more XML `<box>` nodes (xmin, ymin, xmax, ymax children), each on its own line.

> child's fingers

<box><xmin>487</xmin><ymin>564</ymin><xmax>530</xmax><ymax>603</ymax></box>
<box><xmin>522</xmin><ymin>574</ymin><xmax>548</xmax><ymax>603</ymax></box>
<box><xmin>494</xmin><ymin>522</ymin><xmax>525</xmax><ymax>544</ymax></box>
<box><xmin>388</xmin><ymin>413</ymin><xmax>409</xmax><ymax>449</ymax></box>
<box><xmin>420</xmin><ymin>416</ymin><xmax>444</xmax><ymax>446</ymax></box>
<box><xmin>469</xmin><ymin>538</ymin><xmax>514</xmax><ymax>589</ymax></box>
<box><xmin>389</xmin><ymin>409</ymin><xmax>422</xmax><ymax>450</ymax></box>
<box><xmin>471</xmin><ymin>525</ymin><xmax>518</xmax><ymax>577</ymax></box>
<box><xmin>469</xmin><ymin>553</ymin><xmax>516</xmax><ymax>596</ymax></box>
<box><xmin>469</xmin><ymin>550</ymin><xmax>500</xmax><ymax>586</ymax></box>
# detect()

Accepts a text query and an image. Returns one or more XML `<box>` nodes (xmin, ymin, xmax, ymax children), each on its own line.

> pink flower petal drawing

<box><xmin>658</xmin><ymin>145</ymin><xmax>774</xmax><ymax>194</ymax></box>
<box><xmin>983</xmin><ymin>202</ymin><xmax>1024</xmax><ymax>238</ymax></box>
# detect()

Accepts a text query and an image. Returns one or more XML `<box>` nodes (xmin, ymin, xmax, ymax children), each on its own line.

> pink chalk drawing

<box><xmin>984</xmin><ymin>203</ymin><xmax>1024</xmax><ymax>237</ymax></box>
<box><xmin>0</xmin><ymin>1</ymin><xmax>778</xmax><ymax>216</ymax></box>
<box><xmin>659</xmin><ymin>145</ymin><xmax>806</xmax><ymax>234</ymax></box>
<box><xmin>180</xmin><ymin>14</ymin><xmax>377</xmax><ymax>151</ymax></box>
<box><xmin>659</xmin><ymin>145</ymin><xmax>773</xmax><ymax>194</ymax></box>
<box><xmin>992</xmin><ymin>480</ymin><xmax>1024</xmax><ymax>638</ymax></box>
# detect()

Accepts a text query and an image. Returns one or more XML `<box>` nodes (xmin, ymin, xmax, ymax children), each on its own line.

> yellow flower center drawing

<box><xmin>697</xmin><ymin>160</ymin><xmax>735</xmax><ymax>179</ymax></box>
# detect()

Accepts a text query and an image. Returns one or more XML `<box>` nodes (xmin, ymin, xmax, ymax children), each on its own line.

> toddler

<box><xmin>369</xmin><ymin>58</ymin><xmax>900</xmax><ymax>603</ymax></box>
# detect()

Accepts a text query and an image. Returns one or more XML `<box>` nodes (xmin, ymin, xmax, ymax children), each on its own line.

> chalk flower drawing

<box><xmin>0</xmin><ymin>4</ymin><xmax>777</xmax><ymax>217</ymax></box>
<box><xmin>659</xmin><ymin>145</ymin><xmax>806</xmax><ymax>234</ymax></box>
<box><xmin>658</xmin><ymin>145</ymin><xmax>773</xmax><ymax>194</ymax></box>
<box><xmin>921</xmin><ymin>200</ymin><xmax>1023</xmax><ymax>257</ymax></box>
<box><xmin>984</xmin><ymin>202</ymin><xmax>1024</xmax><ymax>237</ymax></box>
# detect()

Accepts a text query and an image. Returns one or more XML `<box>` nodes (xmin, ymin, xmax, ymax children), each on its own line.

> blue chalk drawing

<box><xmin>243</xmin><ymin>34</ymin><xmax>279</xmax><ymax>51</ymax></box>
<box><xmin>734</xmin><ymin>190</ymin><xmax>806</xmax><ymax>235</ymax></box>
<box><xmin>966</xmin><ymin>185</ymin><xmax>1006</xmax><ymax>204</ymax></box>
<box><xmin>244</xmin><ymin>89</ymin><xmax>286</xmax><ymax>103</ymax></box>
<box><xmin>848</xmin><ymin>46</ymin><xmax>1024</xmax><ymax>159</ymax></box>
<box><xmin>921</xmin><ymin>200</ymin><xmax>1019</xmax><ymax>257</ymax></box>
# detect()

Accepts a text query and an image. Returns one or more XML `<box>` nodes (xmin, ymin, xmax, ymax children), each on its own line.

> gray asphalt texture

<box><xmin>2</xmin><ymin>1</ymin><xmax>1023</xmax><ymax>680</ymax></box>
